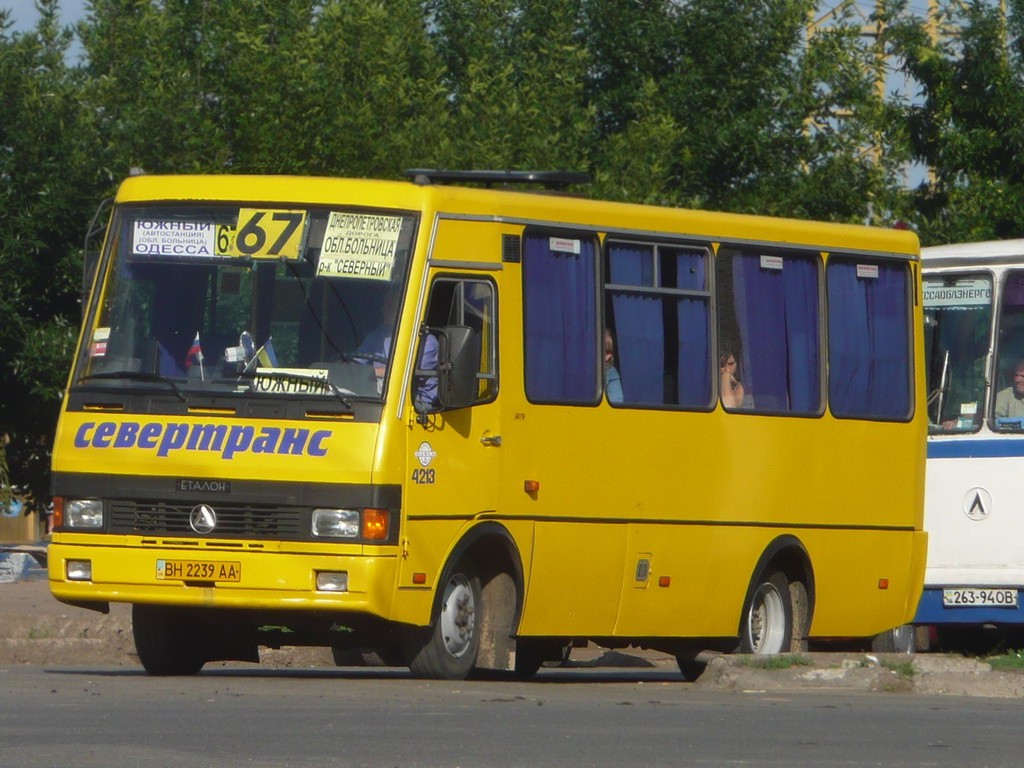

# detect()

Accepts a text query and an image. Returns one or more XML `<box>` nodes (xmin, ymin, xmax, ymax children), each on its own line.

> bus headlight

<box><xmin>316</xmin><ymin>572</ymin><xmax>349</xmax><ymax>592</ymax></box>
<box><xmin>66</xmin><ymin>560</ymin><xmax>93</xmax><ymax>581</ymax></box>
<box><xmin>65</xmin><ymin>499</ymin><xmax>104</xmax><ymax>529</ymax></box>
<box><xmin>312</xmin><ymin>508</ymin><xmax>360</xmax><ymax>538</ymax></box>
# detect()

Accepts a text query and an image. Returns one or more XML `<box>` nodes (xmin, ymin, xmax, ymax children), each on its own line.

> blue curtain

<box><xmin>609</xmin><ymin>244</ymin><xmax>663</xmax><ymax>403</ymax></box>
<box><xmin>608</xmin><ymin>244</ymin><xmax>711</xmax><ymax>407</ymax></box>
<box><xmin>524</xmin><ymin>234</ymin><xmax>598</xmax><ymax>402</ymax></box>
<box><xmin>827</xmin><ymin>260</ymin><xmax>910</xmax><ymax>418</ymax></box>
<box><xmin>674</xmin><ymin>250</ymin><xmax>711</xmax><ymax>406</ymax></box>
<box><xmin>733</xmin><ymin>254</ymin><xmax>820</xmax><ymax>412</ymax></box>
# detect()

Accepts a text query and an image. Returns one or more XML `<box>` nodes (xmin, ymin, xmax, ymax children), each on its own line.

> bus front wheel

<box><xmin>870</xmin><ymin>624</ymin><xmax>916</xmax><ymax>654</ymax></box>
<box><xmin>132</xmin><ymin>604</ymin><xmax>206</xmax><ymax>676</ymax></box>
<box><xmin>739</xmin><ymin>570</ymin><xmax>793</xmax><ymax>654</ymax></box>
<box><xmin>403</xmin><ymin>564</ymin><xmax>482</xmax><ymax>679</ymax></box>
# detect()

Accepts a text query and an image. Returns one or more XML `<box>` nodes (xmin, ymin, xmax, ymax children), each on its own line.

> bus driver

<box><xmin>994</xmin><ymin>360</ymin><xmax>1024</xmax><ymax>419</ymax></box>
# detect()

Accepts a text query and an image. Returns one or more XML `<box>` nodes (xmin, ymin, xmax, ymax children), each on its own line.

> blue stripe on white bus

<box><xmin>928</xmin><ymin>439</ymin><xmax>1024</xmax><ymax>459</ymax></box>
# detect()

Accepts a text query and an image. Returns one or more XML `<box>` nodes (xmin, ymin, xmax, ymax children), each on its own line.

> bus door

<box><xmin>401</xmin><ymin>275</ymin><xmax>501</xmax><ymax>582</ymax></box>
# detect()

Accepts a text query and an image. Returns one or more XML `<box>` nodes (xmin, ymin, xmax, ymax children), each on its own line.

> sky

<box><xmin>5</xmin><ymin>0</ymin><xmax>87</xmax><ymax>33</ymax></box>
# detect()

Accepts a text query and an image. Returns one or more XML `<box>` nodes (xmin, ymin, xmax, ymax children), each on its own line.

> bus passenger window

<box><xmin>524</xmin><ymin>233</ymin><xmax>599</xmax><ymax>404</ymax></box>
<box><xmin>827</xmin><ymin>257</ymin><xmax>911</xmax><ymax>420</ymax></box>
<box><xmin>717</xmin><ymin>248</ymin><xmax>821</xmax><ymax>414</ymax></box>
<box><xmin>992</xmin><ymin>270</ymin><xmax>1024</xmax><ymax>429</ymax></box>
<box><xmin>604</xmin><ymin>241</ymin><xmax>712</xmax><ymax>408</ymax></box>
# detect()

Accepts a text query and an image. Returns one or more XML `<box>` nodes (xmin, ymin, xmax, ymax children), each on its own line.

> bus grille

<box><xmin>108</xmin><ymin>500</ymin><xmax>304</xmax><ymax>538</ymax></box>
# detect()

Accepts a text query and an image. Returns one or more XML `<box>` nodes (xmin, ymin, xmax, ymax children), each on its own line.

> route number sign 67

<box><xmin>217</xmin><ymin>209</ymin><xmax>307</xmax><ymax>260</ymax></box>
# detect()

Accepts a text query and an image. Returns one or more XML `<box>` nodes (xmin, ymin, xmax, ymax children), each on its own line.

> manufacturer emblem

<box><xmin>415</xmin><ymin>441</ymin><xmax>436</xmax><ymax>468</ymax></box>
<box><xmin>189</xmin><ymin>504</ymin><xmax>218</xmax><ymax>534</ymax></box>
<box><xmin>177</xmin><ymin>478</ymin><xmax>231</xmax><ymax>494</ymax></box>
<box><xmin>962</xmin><ymin>487</ymin><xmax>992</xmax><ymax>522</ymax></box>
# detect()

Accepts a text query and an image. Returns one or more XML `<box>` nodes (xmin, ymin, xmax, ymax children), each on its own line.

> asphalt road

<box><xmin>2</xmin><ymin>664</ymin><xmax>1023</xmax><ymax>768</ymax></box>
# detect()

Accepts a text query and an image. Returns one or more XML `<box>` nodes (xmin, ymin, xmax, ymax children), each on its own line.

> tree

<box><xmin>81</xmin><ymin>0</ymin><xmax>449</xmax><ymax>177</ymax></box>
<box><xmin>0</xmin><ymin>0</ymin><xmax>101</xmax><ymax>507</ymax></box>
<box><xmin>584</xmin><ymin>0</ymin><xmax>905</xmax><ymax>223</ymax></box>
<box><xmin>885</xmin><ymin>0</ymin><xmax>1024</xmax><ymax>244</ymax></box>
<box><xmin>426</xmin><ymin>0</ymin><xmax>594</xmax><ymax>170</ymax></box>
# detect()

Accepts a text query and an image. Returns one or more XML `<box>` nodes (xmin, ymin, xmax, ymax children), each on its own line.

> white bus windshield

<box><xmin>923</xmin><ymin>274</ymin><xmax>992</xmax><ymax>433</ymax></box>
<box><xmin>74</xmin><ymin>204</ymin><xmax>416</xmax><ymax>400</ymax></box>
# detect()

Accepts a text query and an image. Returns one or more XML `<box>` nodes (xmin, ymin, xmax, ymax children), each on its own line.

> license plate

<box><xmin>156</xmin><ymin>559</ymin><xmax>241</xmax><ymax>582</ymax></box>
<box><xmin>942</xmin><ymin>587</ymin><xmax>1017</xmax><ymax>608</ymax></box>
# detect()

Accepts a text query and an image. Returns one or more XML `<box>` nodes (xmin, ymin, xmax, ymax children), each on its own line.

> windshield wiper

<box><xmin>82</xmin><ymin>371</ymin><xmax>188</xmax><ymax>403</ymax></box>
<box><xmin>236</xmin><ymin>369</ymin><xmax>354</xmax><ymax>409</ymax></box>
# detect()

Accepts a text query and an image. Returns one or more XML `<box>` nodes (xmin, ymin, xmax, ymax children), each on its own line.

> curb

<box><xmin>695</xmin><ymin>652</ymin><xmax>1024</xmax><ymax>697</ymax></box>
<box><xmin>0</xmin><ymin>553</ymin><xmax>33</xmax><ymax>583</ymax></box>
<box><xmin>0</xmin><ymin>548</ymin><xmax>45</xmax><ymax>584</ymax></box>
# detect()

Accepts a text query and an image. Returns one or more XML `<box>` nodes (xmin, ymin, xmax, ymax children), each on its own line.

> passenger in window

<box><xmin>414</xmin><ymin>332</ymin><xmax>440</xmax><ymax>410</ymax></box>
<box><xmin>604</xmin><ymin>328</ymin><xmax>623</xmax><ymax>403</ymax></box>
<box><xmin>994</xmin><ymin>360</ymin><xmax>1024</xmax><ymax>419</ymax></box>
<box><xmin>720</xmin><ymin>352</ymin><xmax>745</xmax><ymax>409</ymax></box>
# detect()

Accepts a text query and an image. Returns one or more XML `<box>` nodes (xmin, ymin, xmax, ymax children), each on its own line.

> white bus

<box><xmin>919</xmin><ymin>239</ymin><xmax>1024</xmax><ymax>650</ymax></box>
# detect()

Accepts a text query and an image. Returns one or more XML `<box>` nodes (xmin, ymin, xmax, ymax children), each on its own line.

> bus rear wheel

<box><xmin>740</xmin><ymin>570</ymin><xmax>793</xmax><ymax>654</ymax></box>
<box><xmin>132</xmin><ymin>604</ymin><xmax>206</xmax><ymax>676</ymax></box>
<box><xmin>403</xmin><ymin>565</ymin><xmax>482</xmax><ymax>679</ymax></box>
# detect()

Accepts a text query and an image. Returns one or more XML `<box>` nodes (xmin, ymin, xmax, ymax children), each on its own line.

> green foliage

<box><xmin>82</xmin><ymin>0</ymin><xmax>449</xmax><ymax>176</ymax></box>
<box><xmin>428</xmin><ymin>0</ymin><xmax>593</xmax><ymax>170</ymax></box>
<box><xmin>0</xmin><ymin>0</ymin><xmax>102</xmax><ymax>504</ymax></box>
<box><xmin>986</xmin><ymin>648</ymin><xmax>1024</xmax><ymax>671</ymax></box>
<box><xmin>884</xmin><ymin>0</ymin><xmax>1024</xmax><ymax>243</ymax></box>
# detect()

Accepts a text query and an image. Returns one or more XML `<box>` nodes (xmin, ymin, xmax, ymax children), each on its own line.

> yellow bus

<box><xmin>49</xmin><ymin>170</ymin><xmax>926</xmax><ymax>678</ymax></box>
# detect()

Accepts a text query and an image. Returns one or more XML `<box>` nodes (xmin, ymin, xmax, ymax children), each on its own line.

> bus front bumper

<box><xmin>47</xmin><ymin>537</ymin><xmax>399</xmax><ymax>617</ymax></box>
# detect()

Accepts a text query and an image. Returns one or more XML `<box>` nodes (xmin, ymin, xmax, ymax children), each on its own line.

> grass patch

<box><xmin>986</xmin><ymin>649</ymin><xmax>1024</xmax><ymax>672</ymax></box>
<box><xmin>742</xmin><ymin>654</ymin><xmax>813</xmax><ymax>670</ymax></box>
<box><xmin>880</xmin><ymin>659</ymin><xmax>916</xmax><ymax>678</ymax></box>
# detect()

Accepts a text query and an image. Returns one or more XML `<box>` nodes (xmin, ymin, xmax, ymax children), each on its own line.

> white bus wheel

<box><xmin>740</xmin><ymin>571</ymin><xmax>793</xmax><ymax>655</ymax></box>
<box><xmin>404</xmin><ymin>565</ymin><xmax>482</xmax><ymax>679</ymax></box>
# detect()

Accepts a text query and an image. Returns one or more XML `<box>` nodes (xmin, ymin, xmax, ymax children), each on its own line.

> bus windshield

<box><xmin>74</xmin><ymin>204</ymin><xmax>416</xmax><ymax>400</ymax></box>
<box><xmin>923</xmin><ymin>274</ymin><xmax>992</xmax><ymax>433</ymax></box>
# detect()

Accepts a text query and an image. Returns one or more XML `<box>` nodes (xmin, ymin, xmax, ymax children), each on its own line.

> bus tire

<box><xmin>870</xmin><ymin>624</ymin><xmax>916</xmax><ymax>654</ymax></box>
<box><xmin>132</xmin><ymin>604</ymin><xmax>206</xmax><ymax>676</ymax></box>
<box><xmin>513</xmin><ymin>639</ymin><xmax>570</xmax><ymax>680</ymax></box>
<box><xmin>513</xmin><ymin>643</ymin><xmax>545</xmax><ymax>680</ymax></box>
<box><xmin>739</xmin><ymin>570</ymin><xmax>793</xmax><ymax>654</ymax></box>
<box><xmin>675</xmin><ymin>656</ymin><xmax>708</xmax><ymax>681</ymax></box>
<box><xmin>403</xmin><ymin>564</ymin><xmax>482</xmax><ymax>679</ymax></box>
<box><xmin>331</xmin><ymin>647</ymin><xmax>395</xmax><ymax>667</ymax></box>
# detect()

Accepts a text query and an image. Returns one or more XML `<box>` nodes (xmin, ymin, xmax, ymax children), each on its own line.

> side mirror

<box><xmin>441</xmin><ymin>325</ymin><xmax>479</xmax><ymax>410</ymax></box>
<box><xmin>414</xmin><ymin>325</ymin><xmax>479</xmax><ymax>414</ymax></box>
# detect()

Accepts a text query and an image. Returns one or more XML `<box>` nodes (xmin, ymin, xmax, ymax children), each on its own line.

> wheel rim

<box><xmin>439</xmin><ymin>573</ymin><xmax>476</xmax><ymax>658</ymax></box>
<box><xmin>747</xmin><ymin>582</ymin><xmax>787</xmax><ymax>653</ymax></box>
<box><xmin>890</xmin><ymin>624</ymin><xmax>915</xmax><ymax>654</ymax></box>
